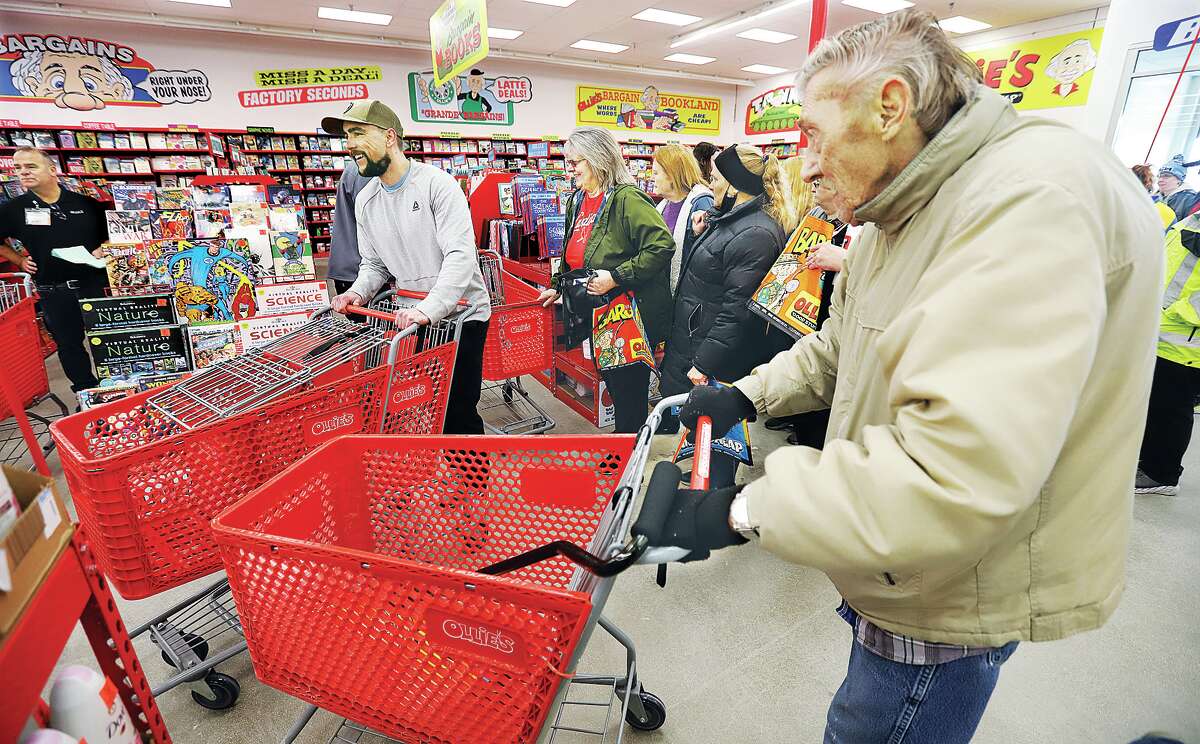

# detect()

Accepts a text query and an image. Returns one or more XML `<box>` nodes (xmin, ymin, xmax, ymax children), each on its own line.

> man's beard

<box><xmin>357</xmin><ymin>153</ymin><xmax>391</xmax><ymax>177</ymax></box>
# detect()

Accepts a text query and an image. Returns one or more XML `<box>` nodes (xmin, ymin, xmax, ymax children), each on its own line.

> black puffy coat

<box><xmin>660</xmin><ymin>194</ymin><xmax>787</xmax><ymax>395</ymax></box>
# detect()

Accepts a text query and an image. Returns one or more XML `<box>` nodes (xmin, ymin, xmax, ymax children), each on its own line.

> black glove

<box><xmin>661</xmin><ymin>485</ymin><xmax>749</xmax><ymax>562</ymax></box>
<box><xmin>678</xmin><ymin>384</ymin><xmax>756</xmax><ymax>443</ymax></box>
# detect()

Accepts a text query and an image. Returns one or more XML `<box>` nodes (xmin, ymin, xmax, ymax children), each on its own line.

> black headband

<box><xmin>714</xmin><ymin>145</ymin><xmax>765</xmax><ymax>196</ymax></box>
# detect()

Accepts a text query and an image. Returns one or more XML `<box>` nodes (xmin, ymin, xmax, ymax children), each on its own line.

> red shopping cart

<box><xmin>213</xmin><ymin>395</ymin><xmax>710</xmax><ymax>743</ymax></box>
<box><xmin>477</xmin><ymin>250</ymin><xmax>556</xmax><ymax>435</ymax></box>
<box><xmin>0</xmin><ymin>273</ymin><xmax>69</xmax><ymax>470</ymax></box>
<box><xmin>48</xmin><ymin>297</ymin><xmax>466</xmax><ymax>708</ymax></box>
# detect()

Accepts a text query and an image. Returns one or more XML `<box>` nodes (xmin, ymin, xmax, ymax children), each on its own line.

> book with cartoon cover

<box><xmin>590</xmin><ymin>293</ymin><xmax>656</xmax><ymax>372</ymax></box>
<box><xmin>155</xmin><ymin>187</ymin><xmax>194</xmax><ymax>211</ymax></box>
<box><xmin>267</xmin><ymin>204</ymin><xmax>305</xmax><ymax>232</ymax></box>
<box><xmin>747</xmin><ymin>213</ymin><xmax>836</xmax><ymax>339</ymax></box>
<box><xmin>194</xmin><ymin>208</ymin><xmax>233</xmax><ymax>239</ymax></box>
<box><xmin>192</xmin><ymin>184</ymin><xmax>231</xmax><ymax>208</ymax></box>
<box><xmin>187</xmin><ymin>321</ymin><xmax>242</xmax><ymax>369</ymax></box>
<box><xmin>154</xmin><ymin>239</ymin><xmax>257</xmax><ymax>323</ymax></box>
<box><xmin>229</xmin><ymin>203</ymin><xmax>269</xmax><ymax>230</ymax></box>
<box><xmin>102</xmin><ymin>242</ymin><xmax>151</xmax><ymax>293</ymax></box>
<box><xmin>151</xmin><ymin>210</ymin><xmax>194</xmax><ymax>240</ymax></box>
<box><xmin>269</xmin><ymin>231</ymin><xmax>315</xmax><ymax>278</ymax></box>
<box><xmin>105</xmin><ymin>210</ymin><xmax>151</xmax><ymax>243</ymax></box>
<box><xmin>225</xmin><ymin>229</ymin><xmax>273</xmax><ymax>281</ymax></box>
<box><xmin>228</xmin><ymin>184</ymin><xmax>267</xmax><ymax>204</ymax></box>
<box><xmin>267</xmin><ymin>185</ymin><xmax>301</xmax><ymax>206</ymax></box>
<box><xmin>110</xmin><ymin>184</ymin><xmax>156</xmax><ymax>211</ymax></box>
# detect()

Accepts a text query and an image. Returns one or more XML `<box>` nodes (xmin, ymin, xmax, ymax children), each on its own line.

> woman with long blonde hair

<box><xmin>659</xmin><ymin>144</ymin><xmax>791</xmax><ymax>486</ymax></box>
<box><xmin>651</xmin><ymin>144</ymin><xmax>713</xmax><ymax>291</ymax></box>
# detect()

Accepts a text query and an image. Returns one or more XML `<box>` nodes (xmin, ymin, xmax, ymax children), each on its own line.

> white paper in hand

<box><xmin>51</xmin><ymin>245</ymin><xmax>108</xmax><ymax>269</ymax></box>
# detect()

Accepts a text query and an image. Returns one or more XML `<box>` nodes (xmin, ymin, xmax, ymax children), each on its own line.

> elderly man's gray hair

<box><xmin>565</xmin><ymin>126</ymin><xmax>635</xmax><ymax>192</ymax></box>
<box><xmin>11</xmin><ymin>50</ymin><xmax>135</xmax><ymax>99</ymax></box>
<box><xmin>798</xmin><ymin>9</ymin><xmax>982</xmax><ymax>136</ymax></box>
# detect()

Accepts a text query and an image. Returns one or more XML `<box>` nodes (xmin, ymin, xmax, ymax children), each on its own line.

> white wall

<box><xmin>0</xmin><ymin>11</ymin><xmax>742</xmax><ymax>144</ymax></box>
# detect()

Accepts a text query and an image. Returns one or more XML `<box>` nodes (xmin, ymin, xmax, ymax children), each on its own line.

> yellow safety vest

<box><xmin>1158</xmin><ymin>214</ymin><xmax>1200</xmax><ymax>366</ymax></box>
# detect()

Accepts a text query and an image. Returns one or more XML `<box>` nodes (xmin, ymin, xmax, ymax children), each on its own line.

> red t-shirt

<box><xmin>565</xmin><ymin>192</ymin><xmax>605</xmax><ymax>268</ymax></box>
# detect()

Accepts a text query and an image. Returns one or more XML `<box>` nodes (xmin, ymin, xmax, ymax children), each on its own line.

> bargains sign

<box><xmin>963</xmin><ymin>28</ymin><xmax>1104</xmax><ymax>110</ymax></box>
<box><xmin>576</xmin><ymin>84</ymin><xmax>720</xmax><ymax>135</ymax></box>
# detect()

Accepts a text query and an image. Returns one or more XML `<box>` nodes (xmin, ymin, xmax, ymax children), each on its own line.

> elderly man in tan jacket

<box><xmin>659</xmin><ymin>9</ymin><xmax>1164</xmax><ymax>742</ymax></box>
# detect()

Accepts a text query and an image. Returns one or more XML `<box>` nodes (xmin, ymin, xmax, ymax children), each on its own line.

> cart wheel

<box><xmin>625</xmin><ymin>691</ymin><xmax>666</xmax><ymax>731</ymax></box>
<box><xmin>161</xmin><ymin>632</ymin><xmax>209</xmax><ymax>668</ymax></box>
<box><xmin>191</xmin><ymin>671</ymin><xmax>240</xmax><ymax>710</ymax></box>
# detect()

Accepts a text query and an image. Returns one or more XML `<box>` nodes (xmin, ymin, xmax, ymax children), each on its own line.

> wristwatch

<box><xmin>728</xmin><ymin>490</ymin><xmax>760</xmax><ymax>541</ymax></box>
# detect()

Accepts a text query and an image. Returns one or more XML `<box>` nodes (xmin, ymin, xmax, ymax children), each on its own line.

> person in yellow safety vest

<box><xmin>1137</xmin><ymin>214</ymin><xmax>1200</xmax><ymax>496</ymax></box>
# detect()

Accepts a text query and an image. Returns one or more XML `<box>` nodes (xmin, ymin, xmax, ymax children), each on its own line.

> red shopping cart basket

<box><xmin>0</xmin><ymin>274</ymin><xmax>52</xmax><ymax>418</ymax></box>
<box><xmin>481</xmin><ymin>269</ymin><xmax>553</xmax><ymax>381</ymax></box>
<box><xmin>50</xmin><ymin>307</ymin><xmax>459</xmax><ymax>599</ymax></box>
<box><xmin>213</xmin><ymin>433</ymin><xmax>637</xmax><ymax>744</ymax></box>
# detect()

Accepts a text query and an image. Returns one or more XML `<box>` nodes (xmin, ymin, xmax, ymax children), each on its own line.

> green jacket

<box><xmin>1158</xmin><ymin>214</ymin><xmax>1200</xmax><ymax>366</ymax></box>
<box><xmin>554</xmin><ymin>185</ymin><xmax>675</xmax><ymax>344</ymax></box>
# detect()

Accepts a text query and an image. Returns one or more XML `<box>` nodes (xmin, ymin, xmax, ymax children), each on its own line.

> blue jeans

<box><xmin>824</xmin><ymin>638</ymin><xmax>1019</xmax><ymax>744</ymax></box>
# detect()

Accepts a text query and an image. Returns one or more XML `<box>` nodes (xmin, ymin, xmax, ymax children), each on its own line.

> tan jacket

<box><xmin>735</xmin><ymin>86</ymin><xmax>1164</xmax><ymax>646</ymax></box>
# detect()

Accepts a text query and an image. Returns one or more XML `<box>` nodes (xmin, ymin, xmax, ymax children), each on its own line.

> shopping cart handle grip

<box><xmin>343</xmin><ymin>305</ymin><xmax>407</xmax><ymax>322</ymax></box>
<box><xmin>630</xmin><ymin>461</ymin><xmax>684</xmax><ymax>546</ymax></box>
<box><xmin>303</xmin><ymin>326</ymin><xmax>370</xmax><ymax>359</ymax></box>
<box><xmin>477</xmin><ymin>538</ymin><xmax>638</xmax><ymax>579</ymax></box>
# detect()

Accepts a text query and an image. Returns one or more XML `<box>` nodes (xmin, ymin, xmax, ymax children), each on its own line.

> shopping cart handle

<box><xmin>343</xmin><ymin>304</ymin><xmax>411</xmax><ymax>323</ymax></box>
<box><xmin>630</xmin><ymin>461</ymin><xmax>685</xmax><ymax>545</ymax></box>
<box><xmin>303</xmin><ymin>325</ymin><xmax>372</xmax><ymax>359</ymax></box>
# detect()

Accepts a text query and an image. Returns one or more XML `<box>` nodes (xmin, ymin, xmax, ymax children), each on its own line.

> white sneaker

<box><xmin>1134</xmin><ymin>470</ymin><xmax>1179</xmax><ymax>496</ymax></box>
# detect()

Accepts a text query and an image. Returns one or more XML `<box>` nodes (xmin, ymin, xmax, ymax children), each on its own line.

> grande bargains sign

<box><xmin>253</xmin><ymin>280</ymin><xmax>328</xmax><ymax>316</ymax></box>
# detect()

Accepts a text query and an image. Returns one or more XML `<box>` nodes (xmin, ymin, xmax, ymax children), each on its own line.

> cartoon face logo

<box><xmin>11</xmin><ymin>50</ymin><xmax>134</xmax><ymax>111</ymax></box>
<box><xmin>1044</xmin><ymin>39</ymin><xmax>1098</xmax><ymax>96</ymax></box>
<box><xmin>467</xmin><ymin>71</ymin><xmax>486</xmax><ymax>95</ymax></box>
<box><xmin>640</xmin><ymin>85</ymin><xmax>660</xmax><ymax>112</ymax></box>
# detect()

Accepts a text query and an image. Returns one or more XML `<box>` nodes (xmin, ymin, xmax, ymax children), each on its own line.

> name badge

<box><xmin>25</xmin><ymin>208</ymin><xmax>50</xmax><ymax>226</ymax></box>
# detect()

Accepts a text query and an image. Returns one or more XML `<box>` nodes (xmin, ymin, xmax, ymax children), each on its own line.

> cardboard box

<box><xmin>0</xmin><ymin>466</ymin><xmax>74</xmax><ymax>636</ymax></box>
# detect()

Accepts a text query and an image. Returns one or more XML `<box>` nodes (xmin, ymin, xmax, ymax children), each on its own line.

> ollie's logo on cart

<box><xmin>427</xmin><ymin>609</ymin><xmax>527</xmax><ymax>665</ymax></box>
<box><xmin>504</xmin><ymin>321</ymin><xmax>534</xmax><ymax>337</ymax></box>
<box><xmin>389</xmin><ymin>377</ymin><xmax>435</xmax><ymax>409</ymax></box>
<box><xmin>303</xmin><ymin>405</ymin><xmax>364</xmax><ymax>445</ymax></box>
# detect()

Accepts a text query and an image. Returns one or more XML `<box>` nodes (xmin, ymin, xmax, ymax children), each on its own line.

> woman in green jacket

<box><xmin>538</xmin><ymin>126</ymin><xmax>675</xmax><ymax>432</ymax></box>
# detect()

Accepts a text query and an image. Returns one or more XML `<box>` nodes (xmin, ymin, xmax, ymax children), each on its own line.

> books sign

<box><xmin>576</xmin><ymin>84</ymin><xmax>721</xmax><ymax>135</ymax></box>
<box><xmin>429</xmin><ymin>0</ymin><xmax>489</xmax><ymax>88</ymax></box>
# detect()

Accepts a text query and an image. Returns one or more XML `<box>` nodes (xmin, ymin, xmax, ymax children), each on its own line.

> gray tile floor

<box><xmin>30</xmin><ymin>340</ymin><xmax>1199</xmax><ymax>744</ymax></box>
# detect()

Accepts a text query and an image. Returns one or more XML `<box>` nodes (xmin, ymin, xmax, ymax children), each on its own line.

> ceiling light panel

<box><xmin>664</xmin><ymin>53</ymin><xmax>715</xmax><ymax>64</ymax></box>
<box><xmin>524</xmin><ymin>0</ymin><xmax>577</xmax><ymax>6</ymax></box>
<box><xmin>167</xmin><ymin>0</ymin><xmax>231</xmax><ymax>6</ymax></box>
<box><xmin>571</xmin><ymin>39</ymin><xmax>631</xmax><ymax>53</ymax></box>
<box><xmin>633</xmin><ymin>8</ymin><xmax>702</xmax><ymax>26</ymax></box>
<box><xmin>488</xmin><ymin>27</ymin><xmax>525</xmax><ymax>39</ymax></box>
<box><xmin>840</xmin><ymin>0</ymin><xmax>913</xmax><ymax>13</ymax></box>
<box><xmin>671</xmin><ymin>0</ymin><xmax>808</xmax><ymax>48</ymax></box>
<box><xmin>317</xmin><ymin>6</ymin><xmax>392</xmax><ymax>25</ymax></box>
<box><xmin>938</xmin><ymin>15</ymin><xmax>992</xmax><ymax>33</ymax></box>
<box><xmin>736</xmin><ymin>28</ymin><xmax>798</xmax><ymax>43</ymax></box>
<box><xmin>742</xmin><ymin>64</ymin><xmax>789</xmax><ymax>74</ymax></box>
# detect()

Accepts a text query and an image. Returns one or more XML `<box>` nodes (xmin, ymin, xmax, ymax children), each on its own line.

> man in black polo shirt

<box><xmin>0</xmin><ymin>147</ymin><xmax>110</xmax><ymax>391</ymax></box>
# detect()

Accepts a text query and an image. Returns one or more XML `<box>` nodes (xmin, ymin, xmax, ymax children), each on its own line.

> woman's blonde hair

<box><xmin>782</xmin><ymin>156</ymin><xmax>814</xmax><ymax>227</ymax></box>
<box><xmin>565</xmin><ymin>126</ymin><xmax>634</xmax><ymax>192</ymax></box>
<box><xmin>711</xmin><ymin>145</ymin><xmax>795</xmax><ymax>231</ymax></box>
<box><xmin>653</xmin><ymin>144</ymin><xmax>706</xmax><ymax>198</ymax></box>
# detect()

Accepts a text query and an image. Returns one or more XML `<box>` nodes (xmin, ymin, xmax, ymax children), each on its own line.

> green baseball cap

<box><xmin>321</xmin><ymin>99</ymin><xmax>403</xmax><ymax>137</ymax></box>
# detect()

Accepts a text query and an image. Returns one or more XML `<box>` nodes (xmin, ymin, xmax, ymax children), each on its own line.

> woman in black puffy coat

<box><xmin>659</xmin><ymin>144</ymin><xmax>797</xmax><ymax>487</ymax></box>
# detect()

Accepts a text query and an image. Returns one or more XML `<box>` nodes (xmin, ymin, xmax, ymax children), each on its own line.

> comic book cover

<box><xmin>229</xmin><ymin>203</ymin><xmax>269</xmax><ymax>230</ymax></box>
<box><xmin>267</xmin><ymin>204</ymin><xmax>305</xmax><ymax>232</ymax></box>
<box><xmin>270</xmin><ymin>231</ymin><xmax>315</xmax><ymax>278</ymax></box>
<box><xmin>590</xmin><ymin>293</ymin><xmax>656</xmax><ymax>372</ymax></box>
<box><xmin>228</xmin><ymin>184</ymin><xmax>267</xmax><ymax>204</ymax></box>
<box><xmin>192</xmin><ymin>184</ymin><xmax>231</xmax><ymax>208</ymax></box>
<box><xmin>155</xmin><ymin>187</ymin><xmax>195</xmax><ymax>211</ymax></box>
<box><xmin>77</xmin><ymin>383</ymin><xmax>139</xmax><ymax>410</ymax></box>
<box><xmin>236</xmin><ymin>312</ymin><xmax>310</xmax><ymax>351</ymax></box>
<box><xmin>105</xmin><ymin>210</ymin><xmax>151</xmax><ymax>243</ymax></box>
<box><xmin>225</xmin><ymin>229</ymin><xmax>273</xmax><ymax>281</ymax></box>
<box><xmin>194</xmin><ymin>208</ymin><xmax>233</xmax><ymax>239</ymax></box>
<box><xmin>187</xmin><ymin>321</ymin><xmax>242</xmax><ymax>369</ymax></box>
<box><xmin>101</xmin><ymin>242</ymin><xmax>151</xmax><ymax>293</ymax></box>
<box><xmin>110</xmin><ymin>184</ymin><xmax>156</xmax><ymax>211</ymax></box>
<box><xmin>136</xmin><ymin>371</ymin><xmax>190</xmax><ymax>392</ymax></box>
<box><xmin>152</xmin><ymin>239</ymin><xmax>257</xmax><ymax>323</ymax></box>
<box><xmin>747</xmin><ymin>214</ymin><xmax>837</xmax><ymax>339</ymax></box>
<box><xmin>267</xmin><ymin>185</ymin><xmax>301</xmax><ymax>206</ymax></box>
<box><xmin>150</xmin><ymin>210</ymin><xmax>195</xmax><ymax>240</ymax></box>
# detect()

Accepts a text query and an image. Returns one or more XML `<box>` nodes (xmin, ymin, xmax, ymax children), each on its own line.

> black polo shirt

<box><xmin>0</xmin><ymin>187</ymin><xmax>110</xmax><ymax>284</ymax></box>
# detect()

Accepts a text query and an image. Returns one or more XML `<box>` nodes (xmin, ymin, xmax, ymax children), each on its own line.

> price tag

<box><xmin>491</xmin><ymin>133</ymin><xmax>512</xmax><ymax>141</ymax></box>
<box><xmin>541</xmin><ymin>135</ymin><xmax>560</xmax><ymax>142</ymax></box>
<box><xmin>439</xmin><ymin>131</ymin><xmax>462</xmax><ymax>139</ymax></box>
